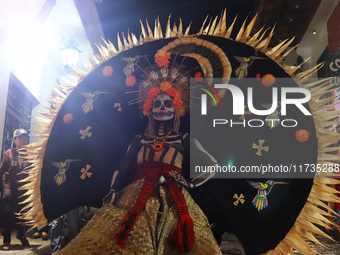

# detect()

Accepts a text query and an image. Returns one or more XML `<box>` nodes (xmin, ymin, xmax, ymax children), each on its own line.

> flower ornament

<box><xmin>63</xmin><ymin>113</ymin><xmax>73</xmax><ymax>123</ymax></box>
<box><xmin>148</xmin><ymin>87</ymin><xmax>161</xmax><ymax>100</ymax></box>
<box><xmin>102</xmin><ymin>65</ymin><xmax>114</xmax><ymax>77</ymax></box>
<box><xmin>262</xmin><ymin>74</ymin><xmax>276</xmax><ymax>87</ymax></box>
<box><xmin>155</xmin><ymin>50</ymin><xmax>171</xmax><ymax>68</ymax></box>
<box><xmin>173</xmin><ymin>97</ymin><xmax>183</xmax><ymax>108</ymax></box>
<box><xmin>295</xmin><ymin>129</ymin><xmax>309</xmax><ymax>142</ymax></box>
<box><xmin>160</xmin><ymin>81</ymin><xmax>172</xmax><ymax>92</ymax></box>
<box><xmin>195</xmin><ymin>72</ymin><xmax>203</xmax><ymax>82</ymax></box>
<box><xmin>177</xmin><ymin>106</ymin><xmax>185</xmax><ymax>116</ymax></box>
<box><xmin>126</xmin><ymin>75</ymin><xmax>136</xmax><ymax>86</ymax></box>
<box><xmin>166</xmin><ymin>87</ymin><xmax>177</xmax><ymax>97</ymax></box>
<box><xmin>143</xmin><ymin>100</ymin><xmax>153</xmax><ymax>116</ymax></box>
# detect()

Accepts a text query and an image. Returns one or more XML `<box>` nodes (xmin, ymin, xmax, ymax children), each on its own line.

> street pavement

<box><xmin>0</xmin><ymin>230</ymin><xmax>340</xmax><ymax>254</ymax></box>
<box><xmin>220</xmin><ymin>232</ymin><xmax>340</xmax><ymax>255</ymax></box>
<box><xmin>0</xmin><ymin>230</ymin><xmax>50</xmax><ymax>255</ymax></box>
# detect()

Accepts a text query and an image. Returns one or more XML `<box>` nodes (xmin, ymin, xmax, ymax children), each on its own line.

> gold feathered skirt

<box><xmin>57</xmin><ymin>179</ymin><xmax>222</xmax><ymax>255</ymax></box>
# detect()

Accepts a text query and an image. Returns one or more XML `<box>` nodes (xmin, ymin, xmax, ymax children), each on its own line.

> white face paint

<box><xmin>152</xmin><ymin>93</ymin><xmax>174</xmax><ymax>121</ymax></box>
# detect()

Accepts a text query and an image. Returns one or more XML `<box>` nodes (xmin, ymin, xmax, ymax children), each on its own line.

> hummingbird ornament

<box><xmin>248</xmin><ymin>180</ymin><xmax>288</xmax><ymax>211</ymax></box>
<box><xmin>81</xmin><ymin>91</ymin><xmax>108</xmax><ymax>114</ymax></box>
<box><xmin>52</xmin><ymin>159</ymin><xmax>81</xmax><ymax>185</ymax></box>
<box><xmin>261</xmin><ymin>102</ymin><xmax>281</xmax><ymax>128</ymax></box>
<box><xmin>122</xmin><ymin>56</ymin><xmax>144</xmax><ymax>77</ymax></box>
<box><xmin>234</xmin><ymin>55</ymin><xmax>266</xmax><ymax>79</ymax></box>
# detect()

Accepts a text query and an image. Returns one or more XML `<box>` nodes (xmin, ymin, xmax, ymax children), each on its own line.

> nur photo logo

<box><xmin>196</xmin><ymin>78</ymin><xmax>312</xmax><ymax>128</ymax></box>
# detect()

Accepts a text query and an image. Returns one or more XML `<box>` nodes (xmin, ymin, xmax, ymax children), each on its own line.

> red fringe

<box><xmin>168</xmin><ymin>214</ymin><xmax>195</xmax><ymax>253</ymax></box>
<box><xmin>114</xmin><ymin>232</ymin><xmax>128</xmax><ymax>249</ymax></box>
<box><xmin>114</xmin><ymin>212</ymin><xmax>140</xmax><ymax>248</ymax></box>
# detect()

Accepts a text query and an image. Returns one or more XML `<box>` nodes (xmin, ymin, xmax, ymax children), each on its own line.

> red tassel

<box><xmin>114</xmin><ymin>232</ymin><xmax>128</xmax><ymax>249</ymax></box>
<box><xmin>168</xmin><ymin>214</ymin><xmax>195</xmax><ymax>253</ymax></box>
<box><xmin>114</xmin><ymin>212</ymin><xmax>140</xmax><ymax>248</ymax></box>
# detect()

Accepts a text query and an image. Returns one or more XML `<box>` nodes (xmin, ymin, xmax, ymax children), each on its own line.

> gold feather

<box><xmin>266</xmin><ymin>38</ymin><xmax>288</xmax><ymax>56</ymax></box>
<box><xmin>203</xmin><ymin>17</ymin><xmax>212</xmax><ymax>35</ymax></box>
<box><xmin>184</xmin><ymin>21</ymin><xmax>192</xmax><ymax>36</ymax></box>
<box><xmin>171</xmin><ymin>22</ymin><xmax>178</xmax><ymax>37</ymax></box>
<box><xmin>146</xmin><ymin>19</ymin><xmax>154</xmax><ymax>39</ymax></box>
<box><xmin>131</xmin><ymin>33</ymin><xmax>139</xmax><ymax>45</ymax></box>
<box><xmin>235</xmin><ymin>15</ymin><xmax>248</xmax><ymax>41</ymax></box>
<box><xmin>213</xmin><ymin>11</ymin><xmax>223</xmax><ymax>36</ymax></box>
<box><xmin>127</xmin><ymin>31</ymin><xmax>133</xmax><ymax>45</ymax></box>
<box><xmin>139</xmin><ymin>20</ymin><xmax>148</xmax><ymax>40</ymax></box>
<box><xmin>95</xmin><ymin>43</ymin><xmax>107</xmax><ymax>59</ymax></box>
<box><xmin>98</xmin><ymin>43</ymin><xmax>111</xmax><ymax>58</ymax></box>
<box><xmin>270</xmin><ymin>37</ymin><xmax>295</xmax><ymax>59</ymax></box>
<box><xmin>225</xmin><ymin>15</ymin><xmax>237</xmax><ymax>39</ymax></box>
<box><xmin>199</xmin><ymin>15</ymin><xmax>209</xmax><ymax>35</ymax></box>
<box><xmin>247</xmin><ymin>26</ymin><xmax>264</xmax><ymax>45</ymax></box>
<box><xmin>178</xmin><ymin>18</ymin><xmax>183</xmax><ymax>36</ymax></box>
<box><xmin>241</xmin><ymin>14</ymin><xmax>257</xmax><ymax>43</ymax></box>
<box><xmin>250</xmin><ymin>27</ymin><xmax>270</xmax><ymax>48</ymax></box>
<box><xmin>117</xmin><ymin>33</ymin><xmax>124</xmax><ymax>51</ymax></box>
<box><xmin>208</xmin><ymin>16</ymin><xmax>218</xmax><ymax>35</ymax></box>
<box><xmin>157</xmin><ymin>17</ymin><xmax>163</xmax><ymax>38</ymax></box>
<box><xmin>166</xmin><ymin>14</ymin><xmax>172</xmax><ymax>38</ymax></box>
<box><xmin>91</xmin><ymin>53</ymin><xmax>103</xmax><ymax>64</ymax></box>
<box><xmin>219</xmin><ymin>9</ymin><xmax>227</xmax><ymax>36</ymax></box>
<box><xmin>261</xmin><ymin>25</ymin><xmax>276</xmax><ymax>52</ymax></box>
<box><xmin>107</xmin><ymin>39</ymin><xmax>118</xmax><ymax>54</ymax></box>
<box><xmin>122</xmin><ymin>32</ymin><xmax>130</xmax><ymax>47</ymax></box>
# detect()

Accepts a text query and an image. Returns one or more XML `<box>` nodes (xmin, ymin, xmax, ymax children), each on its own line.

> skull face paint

<box><xmin>152</xmin><ymin>93</ymin><xmax>174</xmax><ymax>121</ymax></box>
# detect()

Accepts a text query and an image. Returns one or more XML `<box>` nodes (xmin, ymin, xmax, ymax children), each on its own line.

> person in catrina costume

<box><xmin>19</xmin><ymin>10</ymin><xmax>340</xmax><ymax>255</ymax></box>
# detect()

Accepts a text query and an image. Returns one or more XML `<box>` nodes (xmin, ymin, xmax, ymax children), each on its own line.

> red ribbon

<box><xmin>114</xmin><ymin>161</ymin><xmax>195</xmax><ymax>252</ymax></box>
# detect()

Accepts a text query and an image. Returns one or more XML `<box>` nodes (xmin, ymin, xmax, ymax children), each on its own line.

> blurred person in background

<box><xmin>0</xmin><ymin>129</ymin><xmax>30</xmax><ymax>250</ymax></box>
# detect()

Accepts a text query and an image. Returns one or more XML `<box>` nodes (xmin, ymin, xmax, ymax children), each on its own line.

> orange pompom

<box><xmin>256</xmin><ymin>73</ymin><xmax>261</xmax><ymax>80</ymax></box>
<box><xmin>160</xmin><ymin>81</ymin><xmax>172</xmax><ymax>92</ymax></box>
<box><xmin>155</xmin><ymin>50</ymin><xmax>171</xmax><ymax>68</ymax></box>
<box><xmin>63</xmin><ymin>113</ymin><xmax>73</xmax><ymax>123</ymax></box>
<box><xmin>102</xmin><ymin>65</ymin><xmax>114</xmax><ymax>77</ymax></box>
<box><xmin>125</xmin><ymin>75</ymin><xmax>136</xmax><ymax>86</ymax></box>
<box><xmin>295</xmin><ymin>129</ymin><xmax>309</xmax><ymax>142</ymax></box>
<box><xmin>173</xmin><ymin>97</ymin><xmax>183</xmax><ymax>108</ymax></box>
<box><xmin>177</xmin><ymin>106</ymin><xmax>185</xmax><ymax>116</ymax></box>
<box><xmin>195</xmin><ymin>72</ymin><xmax>203</xmax><ymax>82</ymax></box>
<box><xmin>148</xmin><ymin>87</ymin><xmax>161</xmax><ymax>100</ymax></box>
<box><xmin>175</xmin><ymin>91</ymin><xmax>181</xmax><ymax>98</ymax></box>
<box><xmin>166</xmin><ymin>87</ymin><xmax>177</xmax><ymax>97</ymax></box>
<box><xmin>262</xmin><ymin>74</ymin><xmax>276</xmax><ymax>87</ymax></box>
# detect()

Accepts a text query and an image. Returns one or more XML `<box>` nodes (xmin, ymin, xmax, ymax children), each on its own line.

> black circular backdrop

<box><xmin>41</xmin><ymin>36</ymin><xmax>317</xmax><ymax>255</ymax></box>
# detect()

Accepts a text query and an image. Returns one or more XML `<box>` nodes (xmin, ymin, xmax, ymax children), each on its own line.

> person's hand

<box><xmin>102</xmin><ymin>189</ymin><xmax>117</xmax><ymax>206</ymax></box>
<box><xmin>169</xmin><ymin>171</ymin><xmax>195</xmax><ymax>189</ymax></box>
